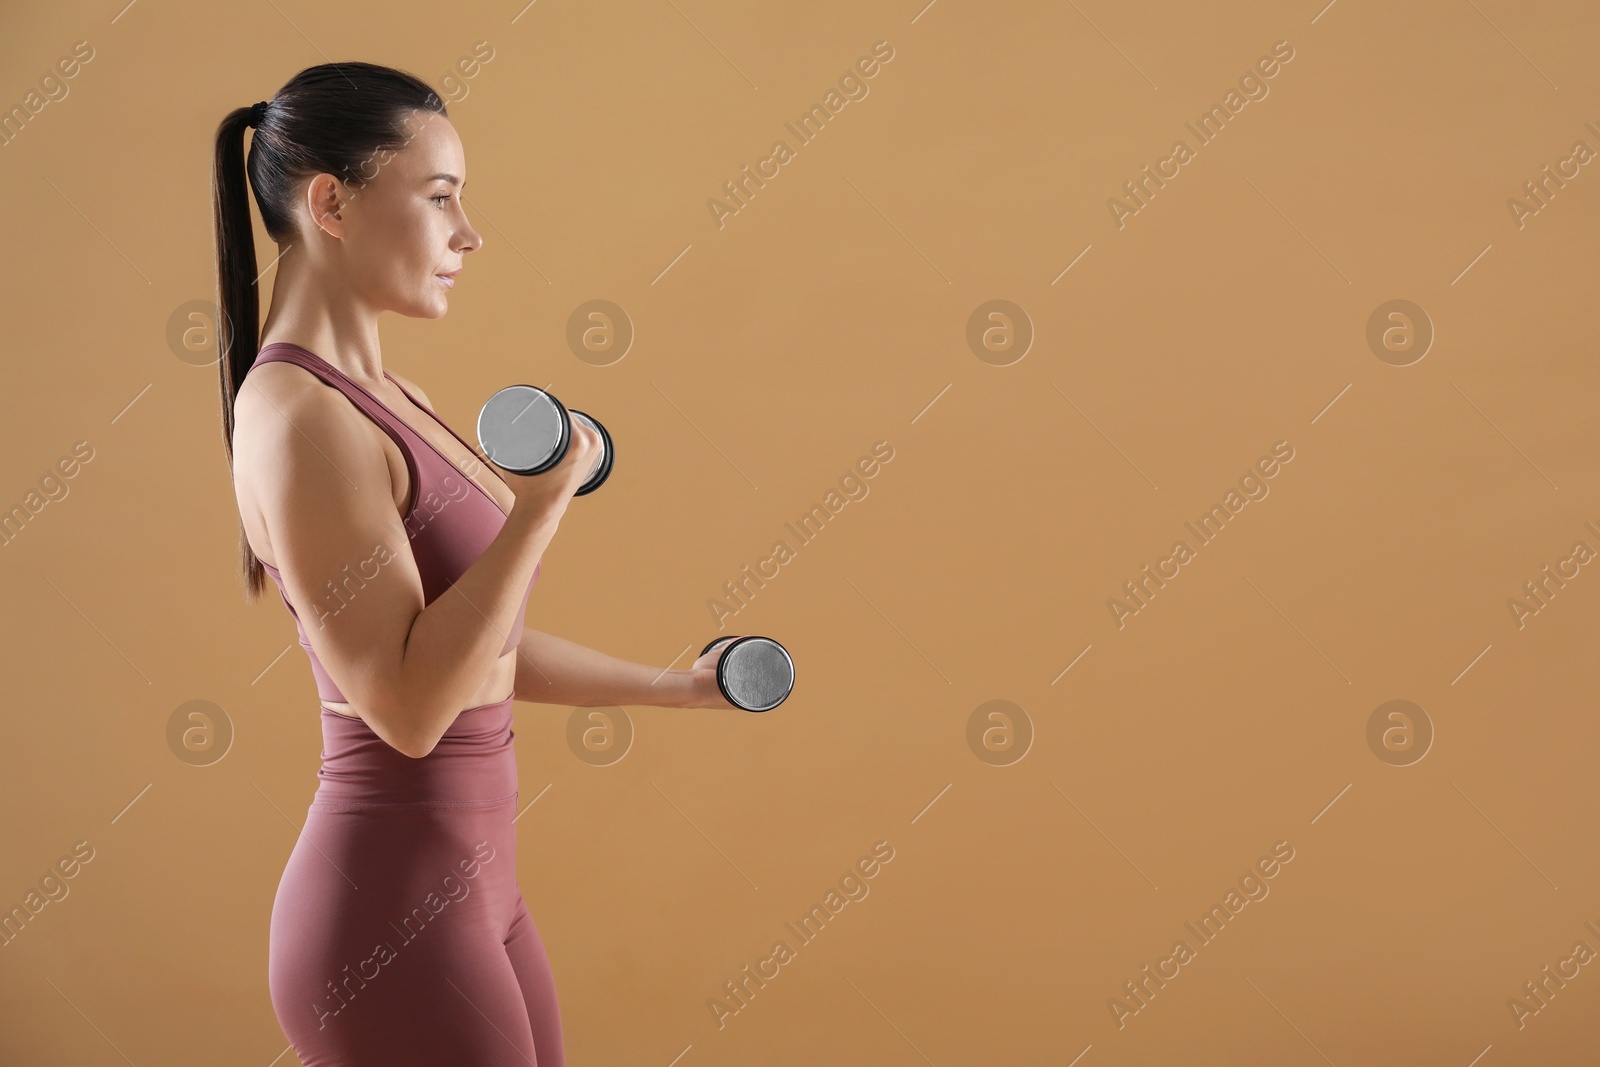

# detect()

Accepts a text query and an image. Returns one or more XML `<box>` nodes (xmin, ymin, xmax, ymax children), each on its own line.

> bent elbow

<box><xmin>364</xmin><ymin>693</ymin><xmax>436</xmax><ymax>759</ymax></box>
<box><xmin>402</xmin><ymin>734</ymin><xmax>439</xmax><ymax>760</ymax></box>
<box><xmin>387</xmin><ymin>718</ymin><xmax>437</xmax><ymax>759</ymax></box>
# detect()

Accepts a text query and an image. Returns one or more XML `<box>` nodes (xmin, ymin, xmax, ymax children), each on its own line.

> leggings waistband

<box><xmin>311</xmin><ymin>697</ymin><xmax>519</xmax><ymax>810</ymax></box>
<box><xmin>308</xmin><ymin>790</ymin><xmax>519</xmax><ymax>815</ymax></box>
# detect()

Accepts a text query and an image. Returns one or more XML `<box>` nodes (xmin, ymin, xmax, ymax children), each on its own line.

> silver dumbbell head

<box><xmin>478</xmin><ymin>385</ymin><xmax>567</xmax><ymax>476</ymax></box>
<box><xmin>708</xmin><ymin>636</ymin><xmax>794</xmax><ymax>713</ymax></box>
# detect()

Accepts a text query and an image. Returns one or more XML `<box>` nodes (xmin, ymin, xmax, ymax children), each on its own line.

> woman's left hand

<box><xmin>678</xmin><ymin>639</ymin><xmax>741</xmax><ymax>710</ymax></box>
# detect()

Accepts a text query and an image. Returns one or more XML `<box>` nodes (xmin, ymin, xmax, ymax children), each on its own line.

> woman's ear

<box><xmin>304</xmin><ymin>172</ymin><xmax>348</xmax><ymax>237</ymax></box>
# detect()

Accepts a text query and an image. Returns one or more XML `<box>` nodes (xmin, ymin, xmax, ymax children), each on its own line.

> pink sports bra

<box><xmin>250</xmin><ymin>341</ymin><xmax>538</xmax><ymax>705</ymax></box>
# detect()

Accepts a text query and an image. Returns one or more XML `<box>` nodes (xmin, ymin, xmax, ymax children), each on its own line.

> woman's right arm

<box><xmin>237</xmin><ymin>367</ymin><xmax>598</xmax><ymax>757</ymax></box>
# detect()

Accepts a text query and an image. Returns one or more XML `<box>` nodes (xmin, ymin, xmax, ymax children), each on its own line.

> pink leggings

<box><xmin>269</xmin><ymin>699</ymin><xmax>564</xmax><ymax>1065</ymax></box>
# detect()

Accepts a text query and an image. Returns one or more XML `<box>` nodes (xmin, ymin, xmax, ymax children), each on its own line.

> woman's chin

<box><xmin>408</xmin><ymin>296</ymin><xmax>450</xmax><ymax>319</ymax></box>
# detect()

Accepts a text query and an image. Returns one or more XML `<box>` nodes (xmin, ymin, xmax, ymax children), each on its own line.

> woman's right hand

<box><xmin>499</xmin><ymin>415</ymin><xmax>606</xmax><ymax>516</ymax></box>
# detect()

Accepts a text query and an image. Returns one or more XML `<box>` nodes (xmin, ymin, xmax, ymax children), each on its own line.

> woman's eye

<box><xmin>432</xmin><ymin>194</ymin><xmax>451</xmax><ymax>207</ymax></box>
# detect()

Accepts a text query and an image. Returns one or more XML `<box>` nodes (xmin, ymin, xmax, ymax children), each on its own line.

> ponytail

<box><xmin>212</xmin><ymin>103</ymin><xmax>265</xmax><ymax>599</ymax></box>
<box><xmin>209</xmin><ymin>63</ymin><xmax>446</xmax><ymax>601</ymax></box>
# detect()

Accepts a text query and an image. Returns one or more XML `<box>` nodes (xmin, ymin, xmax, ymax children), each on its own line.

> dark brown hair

<box><xmin>211</xmin><ymin>62</ymin><xmax>446</xmax><ymax>600</ymax></box>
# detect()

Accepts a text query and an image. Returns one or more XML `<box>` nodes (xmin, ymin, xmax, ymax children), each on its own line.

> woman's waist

<box><xmin>312</xmin><ymin>698</ymin><xmax>519</xmax><ymax>809</ymax></box>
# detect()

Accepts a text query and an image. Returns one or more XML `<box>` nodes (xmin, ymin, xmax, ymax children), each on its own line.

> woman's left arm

<box><xmin>511</xmin><ymin>627</ymin><xmax>736</xmax><ymax>710</ymax></box>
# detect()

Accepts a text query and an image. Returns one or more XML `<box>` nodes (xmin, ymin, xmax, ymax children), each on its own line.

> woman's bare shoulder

<box><xmin>231</xmin><ymin>360</ymin><xmax>390</xmax><ymax>502</ymax></box>
<box><xmin>232</xmin><ymin>357</ymin><xmax>411</xmax><ymax>582</ymax></box>
<box><xmin>387</xmin><ymin>369</ymin><xmax>434</xmax><ymax>410</ymax></box>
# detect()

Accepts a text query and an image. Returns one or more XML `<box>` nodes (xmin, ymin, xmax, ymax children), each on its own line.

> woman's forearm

<box><xmin>512</xmin><ymin>626</ymin><xmax>696</xmax><ymax>708</ymax></box>
<box><xmin>393</xmin><ymin>502</ymin><xmax>560</xmax><ymax>753</ymax></box>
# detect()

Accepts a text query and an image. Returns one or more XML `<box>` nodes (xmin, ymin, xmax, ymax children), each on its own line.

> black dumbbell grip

<box><xmin>701</xmin><ymin>636</ymin><xmax>739</xmax><ymax>658</ymax></box>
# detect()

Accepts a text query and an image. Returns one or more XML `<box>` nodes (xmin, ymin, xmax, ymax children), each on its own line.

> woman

<box><xmin>214</xmin><ymin>62</ymin><xmax>737</xmax><ymax>1066</ymax></box>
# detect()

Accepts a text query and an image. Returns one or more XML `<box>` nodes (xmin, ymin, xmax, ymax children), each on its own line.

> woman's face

<box><xmin>322</xmin><ymin>111</ymin><xmax>483</xmax><ymax>319</ymax></box>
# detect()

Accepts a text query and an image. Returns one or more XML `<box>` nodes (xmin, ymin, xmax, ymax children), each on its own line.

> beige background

<box><xmin>2</xmin><ymin>0</ymin><xmax>1598</xmax><ymax>1063</ymax></box>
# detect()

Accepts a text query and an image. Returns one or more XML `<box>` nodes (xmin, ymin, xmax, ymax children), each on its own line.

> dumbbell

<box><xmin>477</xmin><ymin>385</ymin><xmax>614</xmax><ymax>495</ymax></box>
<box><xmin>699</xmin><ymin>636</ymin><xmax>795</xmax><ymax>713</ymax></box>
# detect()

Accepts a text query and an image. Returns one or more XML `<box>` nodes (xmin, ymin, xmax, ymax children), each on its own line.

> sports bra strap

<box><xmin>253</xmin><ymin>343</ymin><xmax>412</xmax><ymax>445</ymax></box>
